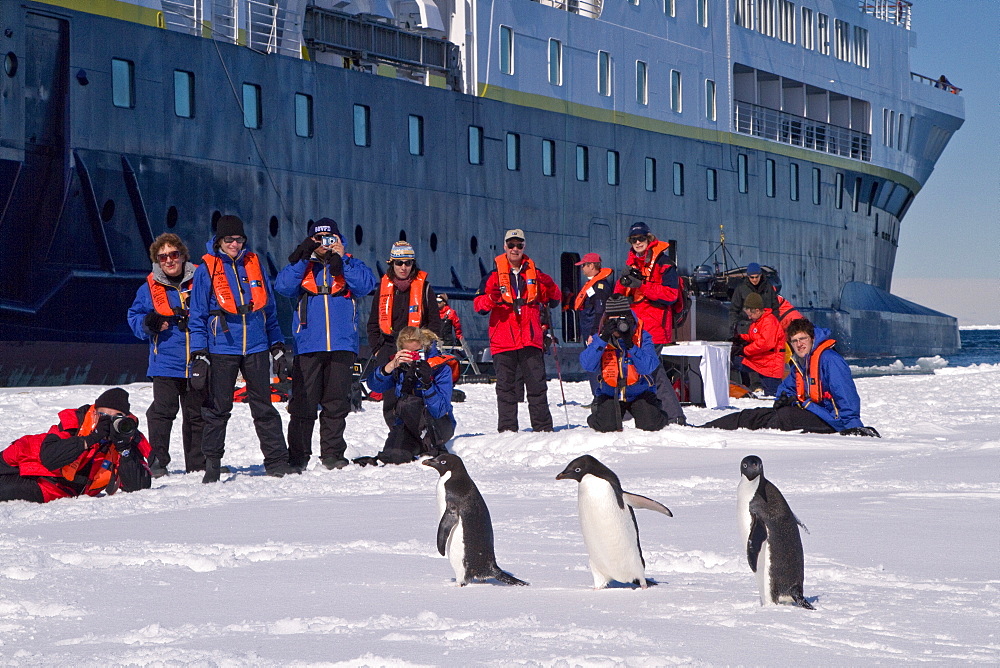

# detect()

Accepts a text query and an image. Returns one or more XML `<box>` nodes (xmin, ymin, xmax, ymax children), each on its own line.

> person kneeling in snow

<box><xmin>356</xmin><ymin>327</ymin><xmax>457</xmax><ymax>465</ymax></box>
<box><xmin>700</xmin><ymin>318</ymin><xmax>879</xmax><ymax>437</ymax></box>
<box><xmin>579</xmin><ymin>295</ymin><xmax>667</xmax><ymax>432</ymax></box>
<box><xmin>0</xmin><ymin>388</ymin><xmax>152</xmax><ymax>503</ymax></box>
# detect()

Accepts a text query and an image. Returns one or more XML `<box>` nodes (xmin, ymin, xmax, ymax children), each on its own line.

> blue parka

<box><xmin>580</xmin><ymin>324</ymin><xmax>660</xmax><ymax>401</ymax></box>
<box><xmin>775</xmin><ymin>327</ymin><xmax>864</xmax><ymax>431</ymax></box>
<box><xmin>273</xmin><ymin>242</ymin><xmax>377</xmax><ymax>355</ymax></box>
<box><xmin>188</xmin><ymin>241</ymin><xmax>283</xmax><ymax>356</ymax></box>
<box><xmin>369</xmin><ymin>344</ymin><xmax>456</xmax><ymax>425</ymax></box>
<box><xmin>127</xmin><ymin>262</ymin><xmax>197</xmax><ymax>378</ymax></box>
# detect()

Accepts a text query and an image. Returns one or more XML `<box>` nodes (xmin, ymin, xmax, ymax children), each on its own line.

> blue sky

<box><xmin>895</xmin><ymin>0</ymin><xmax>999</xmax><ymax>280</ymax></box>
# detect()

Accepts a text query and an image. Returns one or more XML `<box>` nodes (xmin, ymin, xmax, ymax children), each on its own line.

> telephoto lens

<box><xmin>111</xmin><ymin>415</ymin><xmax>139</xmax><ymax>436</ymax></box>
<box><xmin>615</xmin><ymin>318</ymin><xmax>631</xmax><ymax>333</ymax></box>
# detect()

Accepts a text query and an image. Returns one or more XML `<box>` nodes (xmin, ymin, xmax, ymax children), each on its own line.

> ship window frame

<box><xmin>598</xmin><ymin>51</ymin><xmax>612</xmax><ymax>97</ymax></box>
<box><xmin>576</xmin><ymin>145</ymin><xmax>589</xmax><ymax>182</ymax></box>
<box><xmin>242</xmin><ymin>82</ymin><xmax>262</xmax><ymax>129</ymax></box>
<box><xmin>499</xmin><ymin>25</ymin><xmax>514</xmax><ymax>75</ymax></box>
<box><xmin>644</xmin><ymin>157</ymin><xmax>657</xmax><ymax>192</ymax></box>
<box><xmin>607</xmin><ymin>150</ymin><xmax>620</xmax><ymax>186</ymax></box>
<box><xmin>705</xmin><ymin>79</ymin><xmax>716</xmax><ymax>121</ymax></box>
<box><xmin>672</xmin><ymin>162</ymin><xmax>684</xmax><ymax>196</ymax></box>
<box><xmin>777</xmin><ymin>0</ymin><xmax>795</xmax><ymax>44</ymax></box>
<box><xmin>735</xmin><ymin>0</ymin><xmax>753</xmax><ymax>28</ymax></box>
<box><xmin>812</xmin><ymin>167</ymin><xmax>821</xmax><ymax>205</ymax></box>
<box><xmin>408</xmin><ymin>114</ymin><xmax>424</xmax><ymax>156</ymax></box>
<box><xmin>636</xmin><ymin>60</ymin><xmax>648</xmax><ymax>106</ymax></box>
<box><xmin>801</xmin><ymin>6</ymin><xmax>814</xmax><ymax>50</ymax></box>
<box><xmin>697</xmin><ymin>0</ymin><xmax>708</xmax><ymax>27</ymax></box>
<box><xmin>112</xmin><ymin>58</ymin><xmax>135</xmax><ymax>109</ymax></box>
<box><xmin>664</xmin><ymin>0</ymin><xmax>675</xmax><ymax>17</ymax></box>
<box><xmin>789</xmin><ymin>162</ymin><xmax>800</xmax><ymax>201</ymax></box>
<box><xmin>542</xmin><ymin>138</ymin><xmax>556</xmax><ymax>177</ymax></box>
<box><xmin>852</xmin><ymin>177</ymin><xmax>862</xmax><ymax>212</ymax></box>
<box><xmin>353</xmin><ymin>104</ymin><xmax>371</xmax><ymax>147</ymax></box>
<box><xmin>765</xmin><ymin>158</ymin><xmax>775</xmax><ymax>198</ymax></box>
<box><xmin>506</xmin><ymin>132</ymin><xmax>520</xmax><ymax>171</ymax></box>
<box><xmin>835</xmin><ymin>172</ymin><xmax>844</xmax><ymax>209</ymax></box>
<box><xmin>469</xmin><ymin>125</ymin><xmax>484</xmax><ymax>165</ymax></box>
<box><xmin>834</xmin><ymin>18</ymin><xmax>850</xmax><ymax>62</ymax></box>
<box><xmin>173</xmin><ymin>69</ymin><xmax>194</xmax><ymax>118</ymax></box>
<box><xmin>818</xmin><ymin>13</ymin><xmax>830</xmax><ymax>56</ymax></box>
<box><xmin>706</xmin><ymin>168</ymin><xmax>718</xmax><ymax>201</ymax></box>
<box><xmin>854</xmin><ymin>25</ymin><xmax>869</xmax><ymax>67</ymax></box>
<box><xmin>294</xmin><ymin>92</ymin><xmax>313</xmax><ymax>138</ymax></box>
<box><xmin>738</xmin><ymin>154</ymin><xmax>749</xmax><ymax>194</ymax></box>
<box><xmin>670</xmin><ymin>69</ymin><xmax>682</xmax><ymax>113</ymax></box>
<box><xmin>549</xmin><ymin>39</ymin><xmax>562</xmax><ymax>86</ymax></box>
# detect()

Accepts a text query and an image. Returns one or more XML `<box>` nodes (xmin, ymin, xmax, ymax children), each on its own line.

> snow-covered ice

<box><xmin>1</xmin><ymin>365</ymin><xmax>998</xmax><ymax>665</ymax></box>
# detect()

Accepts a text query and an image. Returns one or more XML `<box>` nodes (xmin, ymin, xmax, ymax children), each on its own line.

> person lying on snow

<box><xmin>0</xmin><ymin>388</ymin><xmax>152</xmax><ymax>503</ymax></box>
<box><xmin>700</xmin><ymin>318</ymin><xmax>880</xmax><ymax>437</ymax></box>
<box><xmin>355</xmin><ymin>327</ymin><xmax>458</xmax><ymax>465</ymax></box>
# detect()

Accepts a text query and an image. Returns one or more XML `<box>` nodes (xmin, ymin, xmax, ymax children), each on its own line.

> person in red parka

<box><xmin>473</xmin><ymin>229</ymin><xmax>561</xmax><ymax>432</ymax></box>
<box><xmin>0</xmin><ymin>388</ymin><xmax>152</xmax><ymax>503</ymax></box>
<box><xmin>730</xmin><ymin>292</ymin><xmax>786</xmax><ymax>395</ymax></box>
<box><xmin>614</xmin><ymin>222</ymin><xmax>686</xmax><ymax>425</ymax></box>
<box><xmin>437</xmin><ymin>293</ymin><xmax>463</xmax><ymax>346</ymax></box>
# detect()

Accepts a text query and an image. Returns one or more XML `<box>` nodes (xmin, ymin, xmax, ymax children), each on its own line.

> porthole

<box><xmin>430</xmin><ymin>232</ymin><xmax>438</xmax><ymax>252</ymax></box>
<box><xmin>100</xmin><ymin>199</ymin><xmax>116</xmax><ymax>222</ymax></box>
<box><xmin>4</xmin><ymin>52</ymin><xmax>17</xmax><ymax>78</ymax></box>
<box><xmin>398</xmin><ymin>229</ymin><xmax>407</xmax><ymax>241</ymax></box>
<box><xmin>211</xmin><ymin>210</ymin><xmax>222</xmax><ymax>232</ymax></box>
<box><xmin>165</xmin><ymin>205</ymin><xmax>178</xmax><ymax>229</ymax></box>
<box><xmin>355</xmin><ymin>224</ymin><xmax>363</xmax><ymax>245</ymax></box>
<box><xmin>269</xmin><ymin>215</ymin><xmax>279</xmax><ymax>237</ymax></box>
<box><xmin>470</xmin><ymin>235</ymin><xmax>478</xmax><ymax>254</ymax></box>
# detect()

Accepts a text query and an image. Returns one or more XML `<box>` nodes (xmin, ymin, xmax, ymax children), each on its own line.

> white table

<box><xmin>661</xmin><ymin>341</ymin><xmax>732</xmax><ymax>409</ymax></box>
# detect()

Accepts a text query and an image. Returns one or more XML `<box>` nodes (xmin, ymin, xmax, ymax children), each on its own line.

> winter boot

<box><xmin>202</xmin><ymin>457</ymin><xmax>222</xmax><ymax>484</ymax></box>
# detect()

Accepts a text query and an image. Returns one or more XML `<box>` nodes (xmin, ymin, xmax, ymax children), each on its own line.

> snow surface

<box><xmin>1</xmin><ymin>366</ymin><xmax>999</xmax><ymax>665</ymax></box>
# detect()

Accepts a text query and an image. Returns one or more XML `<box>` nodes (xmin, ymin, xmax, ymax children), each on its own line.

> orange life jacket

<box><xmin>574</xmin><ymin>267</ymin><xmax>613</xmax><ymax>310</ymax></box>
<box><xmin>600</xmin><ymin>321</ymin><xmax>645</xmax><ymax>389</ymax></box>
<box><xmin>495</xmin><ymin>254</ymin><xmax>539</xmax><ymax>305</ymax></box>
<box><xmin>794</xmin><ymin>338</ymin><xmax>837</xmax><ymax>404</ymax></box>
<box><xmin>301</xmin><ymin>263</ymin><xmax>347</xmax><ymax>297</ymax></box>
<box><xmin>378</xmin><ymin>271</ymin><xmax>428</xmax><ymax>335</ymax></box>
<box><xmin>623</xmin><ymin>240</ymin><xmax>670</xmax><ymax>303</ymax></box>
<box><xmin>427</xmin><ymin>354</ymin><xmax>461</xmax><ymax>383</ymax></box>
<box><xmin>58</xmin><ymin>406</ymin><xmax>122</xmax><ymax>496</ymax></box>
<box><xmin>146</xmin><ymin>273</ymin><xmax>192</xmax><ymax>317</ymax></box>
<box><xmin>201</xmin><ymin>252</ymin><xmax>268</xmax><ymax>315</ymax></box>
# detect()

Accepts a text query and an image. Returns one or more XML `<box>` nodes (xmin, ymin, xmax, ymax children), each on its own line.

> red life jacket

<box><xmin>776</xmin><ymin>295</ymin><xmax>804</xmax><ymax>330</ymax></box>
<box><xmin>600</xmin><ymin>321</ymin><xmax>645</xmax><ymax>388</ymax></box>
<box><xmin>574</xmin><ymin>267</ymin><xmax>613</xmax><ymax>310</ymax></box>
<box><xmin>146</xmin><ymin>273</ymin><xmax>193</xmax><ymax>317</ymax></box>
<box><xmin>378</xmin><ymin>271</ymin><xmax>428</xmax><ymax>335</ymax></box>
<box><xmin>622</xmin><ymin>240</ymin><xmax>670</xmax><ymax>303</ymax></box>
<box><xmin>427</xmin><ymin>354</ymin><xmax>461</xmax><ymax>382</ymax></box>
<box><xmin>495</xmin><ymin>254</ymin><xmax>539</xmax><ymax>305</ymax></box>
<box><xmin>794</xmin><ymin>339</ymin><xmax>837</xmax><ymax>404</ymax></box>
<box><xmin>202</xmin><ymin>252</ymin><xmax>268</xmax><ymax>315</ymax></box>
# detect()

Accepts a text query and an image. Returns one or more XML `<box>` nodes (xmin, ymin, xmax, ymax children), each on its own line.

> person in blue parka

<box><xmin>356</xmin><ymin>327</ymin><xmax>457</xmax><ymax>465</ymax></box>
<box><xmin>127</xmin><ymin>233</ymin><xmax>206</xmax><ymax>475</ymax></box>
<box><xmin>188</xmin><ymin>215</ymin><xmax>298</xmax><ymax>482</ymax></box>
<box><xmin>274</xmin><ymin>218</ymin><xmax>377</xmax><ymax>470</ymax></box>
<box><xmin>580</xmin><ymin>295</ymin><xmax>667</xmax><ymax>432</ymax></box>
<box><xmin>700</xmin><ymin>318</ymin><xmax>880</xmax><ymax>436</ymax></box>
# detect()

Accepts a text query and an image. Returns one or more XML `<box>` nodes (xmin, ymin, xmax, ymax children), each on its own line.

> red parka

<box><xmin>613</xmin><ymin>239</ymin><xmax>680</xmax><ymax>344</ymax></box>
<box><xmin>473</xmin><ymin>255</ymin><xmax>561</xmax><ymax>354</ymax></box>
<box><xmin>737</xmin><ymin>309</ymin><xmax>787</xmax><ymax>379</ymax></box>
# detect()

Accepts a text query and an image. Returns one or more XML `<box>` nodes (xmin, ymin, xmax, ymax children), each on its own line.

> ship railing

<box><xmin>161</xmin><ymin>0</ymin><xmax>205</xmax><ymax>36</ymax></box>
<box><xmin>304</xmin><ymin>7</ymin><xmax>461</xmax><ymax>89</ymax></box>
<box><xmin>530</xmin><ymin>0</ymin><xmax>604</xmax><ymax>19</ymax></box>
<box><xmin>911</xmin><ymin>71</ymin><xmax>962</xmax><ymax>95</ymax></box>
<box><xmin>246</xmin><ymin>0</ymin><xmax>303</xmax><ymax>57</ymax></box>
<box><xmin>734</xmin><ymin>100</ymin><xmax>871</xmax><ymax>162</ymax></box>
<box><xmin>858</xmin><ymin>0</ymin><xmax>911</xmax><ymax>29</ymax></box>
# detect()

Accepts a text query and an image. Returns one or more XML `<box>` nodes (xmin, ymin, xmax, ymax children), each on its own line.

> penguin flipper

<box><xmin>436</xmin><ymin>504</ymin><xmax>459</xmax><ymax>556</ymax></box>
<box><xmin>747</xmin><ymin>515</ymin><xmax>767</xmax><ymax>572</ymax></box>
<box><xmin>793</xmin><ymin>513</ymin><xmax>810</xmax><ymax>534</ymax></box>
<box><xmin>623</xmin><ymin>492</ymin><xmax>673</xmax><ymax>517</ymax></box>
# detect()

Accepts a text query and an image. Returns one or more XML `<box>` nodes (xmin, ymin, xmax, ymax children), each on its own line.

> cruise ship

<box><xmin>0</xmin><ymin>0</ymin><xmax>964</xmax><ymax>385</ymax></box>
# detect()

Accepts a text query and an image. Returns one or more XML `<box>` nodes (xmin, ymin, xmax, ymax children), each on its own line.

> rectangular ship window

<box><xmin>852</xmin><ymin>177</ymin><xmax>862</xmax><ymax>212</ymax></box>
<box><xmin>801</xmin><ymin>7</ymin><xmax>814</xmax><ymax>49</ymax></box>
<box><xmin>812</xmin><ymin>167</ymin><xmax>821</xmax><ymax>205</ymax></box>
<box><xmin>705</xmin><ymin>79</ymin><xmax>716</xmax><ymax>121</ymax></box>
<box><xmin>834</xmin><ymin>19</ymin><xmax>850</xmax><ymax>61</ymax></box>
<box><xmin>778</xmin><ymin>0</ymin><xmax>795</xmax><ymax>44</ymax></box>
<box><xmin>469</xmin><ymin>126</ymin><xmax>483</xmax><ymax>165</ymax></box>
<box><xmin>789</xmin><ymin>163</ymin><xmax>800</xmax><ymax>201</ymax></box>
<box><xmin>542</xmin><ymin>139</ymin><xmax>556</xmax><ymax>176</ymax></box>
<box><xmin>738</xmin><ymin>154</ymin><xmax>749</xmax><ymax>194</ymax></box>
<box><xmin>549</xmin><ymin>39</ymin><xmax>562</xmax><ymax>86</ymax></box>
<box><xmin>353</xmin><ymin>104</ymin><xmax>370</xmax><ymax>147</ymax></box>
<box><xmin>295</xmin><ymin>93</ymin><xmax>313</xmax><ymax>138</ymax></box>
<box><xmin>242</xmin><ymin>83</ymin><xmax>261</xmax><ymax>129</ymax></box>
<box><xmin>765</xmin><ymin>158</ymin><xmax>775</xmax><ymax>198</ymax></box>
<box><xmin>112</xmin><ymin>58</ymin><xmax>135</xmax><ymax>109</ymax></box>
<box><xmin>506</xmin><ymin>133</ymin><xmax>520</xmax><ymax>171</ymax></box>
<box><xmin>598</xmin><ymin>51</ymin><xmax>612</xmax><ymax>97</ymax></box>
<box><xmin>500</xmin><ymin>26</ymin><xmax>514</xmax><ymax>74</ymax></box>
<box><xmin>697</xmin><ymin>0</ymin><xmax>708</xmax><ymax>27</ymax></box>
<box><xmin>576</xmin><ymin>145</ymin><xmax>589</xmax><ymax>181</ymax></box>
<box><xmin>835</xmin><ymin>172</ymin><xmax>844</xmax><ymax>209</ymax></box>
<box><xmin>645</xmin><ymin>157</ymin><xmax>656</xmax><ymax>192</ymax></box>
<box><xmin>636</xmin><ymin>61</ymin><xmax>648</xmax><ymax>105</ymax></box>
<box><xmin>735</xmin><ymin>0</ymin><xmax>753</xmax><ymax>28</ymax></box>
<box><xmin>607</xmin><ymin>150</ymin><xmax>620</xmax><ymax>186</ymax></box>
<box><xmin>672</xmin><ymin>162</ymin><xmax>684</xmax><ymax>196</ymax></box>
<box><xmin>174</xmin><ymin>70</ymin><xmax>194</xmax><ymax>118</ymax></box>
<box><xmin>408</xmin><ymin>114</ymin><xmax>423</xmax><ymax>156</ymax></box>
<box><xmin>854</xmin><ymin>26</ymin><xmax>869</xmax><ymax>67</ymax></box>
<box><xmin>664</xmin><ymin>0</ymin><xmax>675</xmax><ymax>17</ymax></box>
<box><xmin>818</xmin><ymin>13</ymin><xmax>830</xmax><ymax>55</ymax></box>
<box><xmin>670</xmin><ymin>70</ymin><xmax>682</xmax><ymax>113</ymax></box>
<box><xmin>706</xmin><ymin>168</ymin><xmax>717</xmax><ymax>201</ymax></box>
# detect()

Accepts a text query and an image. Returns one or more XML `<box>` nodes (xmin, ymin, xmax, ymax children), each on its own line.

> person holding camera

<box><xmin>0</xmin><ymin>388</ymin><xmax>152</xmax><ymax>503</ymax></box>
<box><xmin>729</xmin><ymin>291</ymin><xmax>786</xmax><ymax>396</ymax></box>
<box><xmin>360</xmin><ymin>327</ymin><xmax>457</xmax><ymax>465</ymax></box>
<box><xmin>473</xmin><ymin>229</ymin><xmax>562</xmax><ymax>433</ymax></box>
<box><xmin>367</xmin><ymin>241</ymin><xmax>442</xmax><ymax>426</ymax></box>
<box><xmin>188</xmin><ymin>215</ymin><xmax>298</xmax><ymax>483</ymax></box>
<box><xmin>614</xmin><ymin>222</ymin><xmax>686</xmax><ymax>425</ymax></box>
<box><xmin>127</xmin><ymin>233</ymin><xmax>206</xmax><ymax>477</ymax></box>
<box><xmin>728</xmin><ymin>262</ymin><xmax>780</xmax><ymax>336</ymax></box>
<box><xmin>275</xmin><ymin>218</ymin><xmax>377</xmax><ymax>470</ymax></box>
<box><xmin>579</xmin><ymin>295</ymin><xmax>666</xmax><ymax>432</ymax></box>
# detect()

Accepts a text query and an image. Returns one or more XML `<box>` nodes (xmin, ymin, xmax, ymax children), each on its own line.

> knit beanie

<box><xmin>94</xmin><ymin>388</ymin><xmax>131</xmax><ymax>414</ymax></box>
<box><xmin>215</xmin><ymin>215</ymin><xmax>245</xmax><ymax>240</ymax></box>
<box><xmin>388</xmin><ymin>241</ymin><xmax>415</xmax><ymax>262</ymax></box>
<box><xmin>744</xmin><ymin>292</ymin><xmax>764</xmax><ymax>310</ymax></box>
<box><xmin>604</xmin><ymin>294</ymin><xmax>633</xmax><ymax>316</ymax></box>
<box><xmin>309</xmin><ymin>218</ymin><xmax>342</xmax><ymax>240</ymax></box>
<box><xmin>746</xmin><ymin>262</ymin><xmax>762</xmax><ymax>276</ymax></box>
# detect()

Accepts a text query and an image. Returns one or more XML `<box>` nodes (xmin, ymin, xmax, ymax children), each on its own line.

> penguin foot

<box><xmin>793</xmin><ymin>593</ymin><xmax>816</xmax><ymax>610</ymax></box>
<box><xmin>492</xmin><ymin>569</ymin><xmax>529</xmax><ymax>586</ymax></box>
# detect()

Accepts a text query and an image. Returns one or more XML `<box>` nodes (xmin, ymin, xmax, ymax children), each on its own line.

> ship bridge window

<box><xmin>499</xmin><ymin>26</ymin><xmax>514</xmax><ymax>75</ymax></box>
<box><xmin>112</xmin><ymin>58</ymin><xmax>135</xmax><ymax>109</ymax></box>
<box><xmin>542</xmin><ymin>139</ymin><xmax>556</xmax><ymax>177</ymax></box>
<box><xmin>801</xmin><ymin>7</ymin><xmax>814</xmax><ymax>49</ymax></box>
<box><xmin>354</xmin><ymin>104</ymin><xmax>371</xmax><ymax>147</ymax></box>
<box><xmin>672</xmin><ymin>162</ymin><xmax>684</xmax><ymax>196</ymax></box>
<box><xmin>818</xmin><ymin>13</ymin><xmax>830</xmax><ymax>55</ymax></box>
<box><xmin>295</xmin><ymin>93</ymin><xmax>313</xmax><ymax>138</ymax></box>
<box><xmin>549</xmin><ymin>39</ymin><xmax>562</xmax><ymax>86</ymax></box>
<box><xmin>853</xmin><ymin>26</ymin><xmax>869</xmax><ymax>67</ymax></box>
<box><xmin>738</xmin><ymin>154</ymin><xmax>748</xmax><ymax>194</ymax></box>
<box><xmin>408</xmin><ymin>115</ymin><xmax>424</xmax><ymax>156</ymax></box>
<box><xmin>789</xmin><ymin>163</ymin><xmax>799</xmax><ymax>201</ymax></box>
<box><xmin>778</xmin><ymin>0</ymin><xmax>795</xmax><ymax>44</ymax></box>
<box><xmin>469</xmin><ymin>126</ymin><xmax>483</xmax><ymax>165</ymax></box>
<box><xmin>506</xmin><ymin>133</ymin><xmax>520</xmax><ymax>171</ymax></box>
<box><xmin>598</xmin><ymin>51</ymin><xmax>612</xmax><ymax>97</ymax></box>
<box><xmin>706</xmin><ymin>169</ymin><xmax>717</xmax><ymax>201</ymax></box>
<box><xmin>834</xmin><ymin>19</ymin><xmax>850</xmax><ymax>62</ymax></box>
<box><xmin>670</xmin><ymin>70</ymin><xmax>682</xmax><ymax>113</ymax></box>
<box><xmin>636</xmin><ymin>61</ymin><xmax>648</xmax><ymax>105</ymax></box>
<box><xmin>174</xmin><ymin>70</ymin><xmax>194</xmax><ymax>118</ymax></box>
<box><xmin>734</xmin><ymin>0</ymin><xmax>752</xmax><ymax>28</ymax></box>
<box><xmin>664</xmin><ymin>0</ymin><xmax>675</xmax><ymax>18</ymax></box>
<box><xmin>576</xmin><ymin>146</ymin><xmax>589</xmax><ymax>182</ymax></box>
<box><xmin>697</xmin><ymin>0</ymin><xmax>708</xmax><ymax>27</ymax></box>
<box><xmin>607</xmin><ymin>150</ymin><xmax>620</xmax><ymax>186</ymax></box>
<box><xmin>242</xmin><ymin>83</ymin><xmax>261</xmax><ymax>129</ymax></box>
<box><xmin>705</xmin><ymin>79</ymin><xmax>716</xmax><ymax>121</ymax></box>
<box><xmin>765</xmin><ymin>158</ymin><xmax>775</xmax><ymax>197</ymax></box>
<box><xmin>645</xmin><ymin>158</ymin><xmax>657</xmax><ymax>192</ymax></box>
<box><xmin>758</xmin><ymin>0</ymin><xmax>775</xmax><ymax>37</ymax></box>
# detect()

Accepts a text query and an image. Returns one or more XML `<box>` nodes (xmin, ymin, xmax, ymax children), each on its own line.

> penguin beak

<box><xmin>555</xmin><ymin>470</ymin><xmax>569</xmax><ymax>480</ymax></box>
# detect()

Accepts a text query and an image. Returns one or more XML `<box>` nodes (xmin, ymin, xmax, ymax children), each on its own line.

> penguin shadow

<box><xmin>604</xmin><ymin>578</ymin><xmax>662</xmax><ymax>589</ymax></box>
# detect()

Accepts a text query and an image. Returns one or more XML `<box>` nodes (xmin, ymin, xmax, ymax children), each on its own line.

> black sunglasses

<box><xmin>628</xmin><ymin>235</ymin><xmax>649</xmax><ymax>245</ymax></box>
<box><xmin>222</xmin><ymin>235</ymin><xmax>246</xmax><ymax>244</ymax></box>
<box><xmin>392</xmin><ymin>260</ymin><xmax>414</xmax><ymax>267</ymax></box>
<box><xmin>506</xmin><ymin>242</ymin><xmax>525</xmax><ymax>250</ymax></box>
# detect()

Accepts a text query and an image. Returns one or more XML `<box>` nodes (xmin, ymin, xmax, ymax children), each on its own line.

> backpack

<box><xmin>671</xmin><ymin>275</ymin><xmax>691</xmax><ymax>328</ymax></box>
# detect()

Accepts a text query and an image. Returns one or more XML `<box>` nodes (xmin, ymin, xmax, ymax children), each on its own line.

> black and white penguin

<box><xmin>737</xmin><ymin>455</ymin><xmax>815</xmax><ymax>609</ymax></box>
<box><xmin>557</xmin><ymin>454</ymin><xmax>673</xmax><ymax>589</ymax></box>
<box><xmin>422</xmin><ymin>454</ymin><xmax>528</xmax><ymax>586</ymax></box>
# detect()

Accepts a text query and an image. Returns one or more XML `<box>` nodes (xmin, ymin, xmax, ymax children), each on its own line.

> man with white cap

<box><xmin>474</xmin><ymin>229</ymin><xmax>561</xmax><ymax>432</ymax></box>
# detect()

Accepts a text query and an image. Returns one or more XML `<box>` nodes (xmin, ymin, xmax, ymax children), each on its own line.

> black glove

<box><xmin>773</xmin><ymin>394</ymin><xmax>795</xmax><ymax>409</ymax></box>
<box><xmin>189</xmin><ymin>350</ymin><xmax>210</xmax><ymax>391</ymax></box>
<box><xmin>288</xmin><ymin>237</ymin><xmax>320</xmax><ymax>264</ymax></box>
<box><xmin>618</xmin><ymin>268</ymin><xmax>643</xmax><ymax>289</ymax></box>
<box><xmin>416</xmin><ymin>360</ymin><xmax>435</xmax><ymax>386</ymax></box>
<box><xmin>730</xmin><ymin>335</ymin><xmax>747</xmax><ymax>357</ymax></box>
<box><xmin>512</xmin><ymin>297</ymin><xmax>525</xmax><ymax>313</ymax></box>
<box><xmin>840</xmin><ymin>426</ymin><xmax>881</xmax><ymax>438</ymax></box>
<box><xmin>599</xmin><ymin>319</ymin><xmax>617</xmax><ymax>343</ymax></box>
<box><xmin>84</xmin><ymin>415</ymin><xmax>113</xmax><ymax>447</ymax></box>
<box><xmin>326</xmin><ymin>252</ymin><xmax>344</xmax><ymax>276</ymax></box>
<box><xmin>175</xmin><ymin>315</ymin><xmax>189</xmax><ymax>332</ymax></box>
<box><xmin>270</xmin><ymin>343</ymin><xmax>290</xmax><ymax>380</ymax></box>
<box><xmin>144</xmin><ymin>312</ymin><xmax>168</xmax><ymax>333</ymax></box>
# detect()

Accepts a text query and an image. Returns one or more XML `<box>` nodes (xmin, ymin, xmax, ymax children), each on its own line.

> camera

<box><xmin>320</xmin><ymin>235</ymin><xmax>337</xmax><ymax>248</ymax></box>
<box><xmin>111</xmin><ymin>415</ymin><xmax>139</xmax><ymax>437</ymax></box>
<box><xmin>614</xmin><ymin>317</ymin><xmax>631</xmax><ymax>333</ymax></box>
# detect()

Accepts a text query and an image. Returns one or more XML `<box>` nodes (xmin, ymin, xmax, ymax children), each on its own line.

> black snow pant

<box><xmin>378</xmin><ymin>394</ymin><xmax>455</xmax><ymax>464</ymax></box>
<box><xmin>493</xmin><ymin>347</ymin><xmax>553</xmax><ymax>432</ymax></box>
<box><xmin>372</xmin><ymin>343</ymin><xmax>400</xmax><ymax>428</ymax></box>
<box><xmin>0</xmin><ymin>474</ymin><xmax>44</xmax><ymax>503</ymax></box>
<box><xmin>700</xmin><ymin>406</ymin><xmax>836</xmax><ymax>433</ymax></box>
<box><xmin>202</xmin><ymin>351</ymin><xmax>290</xmax><ymax>471</ymax></box>
<box><xmin>588</xmin><ymin>392</ymin><xmax>668</xmax><ymax>433</ymax></box>
<box><xmin>146</xmin><ymin>376</ymin><xmax>208</xmax><ymax>472</ymax></box>
<box><xmin>287</xmin><ymin>350</ymin><xmax>355</xmax><ymax>467</ymax></box>
<box><xmin>654</xmin><ymin>345</ymin><xmax>686</xmax><ymax>421</ymax></box>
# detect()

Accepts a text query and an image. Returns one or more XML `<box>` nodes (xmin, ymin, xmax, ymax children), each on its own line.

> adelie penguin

<box><xmin>423</xmin><ymin>454</ymin><xmax>528</xmax><ymax>586</ymax></box>
<box><xmin>557</xmin><ymin>455</ymin><xmax>673</xmax><ymax>589</ymax></box>
<box><xmin>737</xmin><ymin>455</ymin><xmax>815</xmax><ymax>609</ymax></box>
